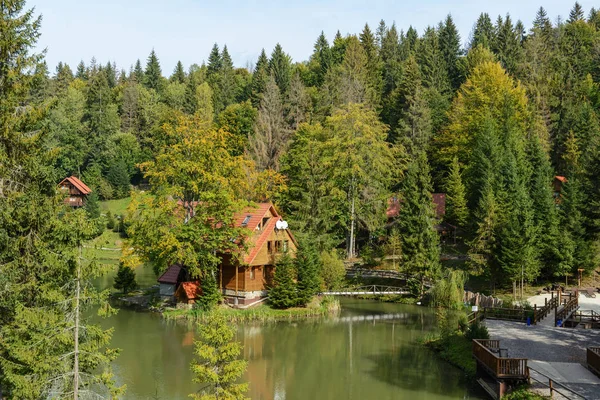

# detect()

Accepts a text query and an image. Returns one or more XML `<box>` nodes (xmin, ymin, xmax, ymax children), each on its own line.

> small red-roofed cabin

<box><xmin>58</xmin><ymin>176</ymin><xmax>92</xmax><ymax>207</ymax></box>
<box><xmin>175</xmin><ymin>281</ymin><xmax>202</xmax><ymax>304</ymax></box>
<box><xmin>553</xmin><ymin>176</ymin><xmax>567</xmax><ymax>204</ymax></box>
<box><xmin>220</xmin><ymin>202</ymin><xmax>297</xmax><ymax>306</ymax></box>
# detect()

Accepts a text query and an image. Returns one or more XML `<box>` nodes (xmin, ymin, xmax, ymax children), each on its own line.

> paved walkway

<box><xmin>486</xmin><ymin>320</ymin><xmax>600</xmax><ymax>363</ymax></box>
<box><xmin>528</xmin><ymin>361</ymin><xmax>600</xmax><ymax>399</ymax></box>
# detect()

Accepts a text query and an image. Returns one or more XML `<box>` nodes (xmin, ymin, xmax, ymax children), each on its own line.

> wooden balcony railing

<box><xmin>533</xmin><ymin>295</ymin><xmax>559</xmax><ymax>324</ymax></box>
<box><xmin>556</xmin><ymin>292</ymin><xmax>578</xmax><ymax>326</ymax></box>
<box><xmin>473</xmin><ymin>339</ymin><xmax>528</xmax><ymax>380</ymax></box>
<box><xmin>588</xmin><ymin>347</ymin><xmax>600</xmax><ymax>376</ymax></box>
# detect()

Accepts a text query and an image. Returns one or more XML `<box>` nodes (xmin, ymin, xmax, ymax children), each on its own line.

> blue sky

<box><xmin>33</xmin><ymin>0</ymin><xmax>594</xmax><ymax>75</ymax></box>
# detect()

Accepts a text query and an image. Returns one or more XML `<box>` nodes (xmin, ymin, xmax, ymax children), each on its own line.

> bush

<box><xmin>106</xmin><ymin>211</ymin><xmax>115</xmax><ymax>230</ymax></box>
<box><xmin>269</xmin><ymin>255</ymin><xmax>298</xmax><ymax>309</ymax></box>
<box><xmin>320</xmin><ymin>249</ymin><xmax>345</xmax><ymax>290</ymax></box>
<box><xmin>114</xmin><ymin>264</ymin><xmax>137</xmax><ymax>294</ymax></box>
<box><xmin>195</xmin><ymin>271</ymin><xmax>221</xmax><ymax>311</ymax></box>
<box><xmin>431</xmin><ymin>270</ymin><xmax>466</xmax><ymax>309</ymax></box>
<box><xmin>466</xmin><ymin>320</ymin><xmax>490</xmax><ymax>340</ymax></box>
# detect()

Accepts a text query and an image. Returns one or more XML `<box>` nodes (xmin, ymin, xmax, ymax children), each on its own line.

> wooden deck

<box><xmin>473</xmin><ymin>339</ymin><xmax>529</xmax><ymax>380</ymax></box>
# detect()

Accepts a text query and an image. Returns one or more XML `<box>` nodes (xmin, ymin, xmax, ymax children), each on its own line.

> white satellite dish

<box><xmin>282</xmin><ymin>221</ymin><xmax>288</xmax><ymax>230</ymax></box>
<box><xmin>276</xmin><ymin>220</ymin><xmax>284</xmax><ymax>230</ymax></box>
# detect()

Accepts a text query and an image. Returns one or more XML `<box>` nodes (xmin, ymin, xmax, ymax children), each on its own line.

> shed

<box><xmin>157</xmin><ymin>264</ymin><xmax>184</xmax><ymax>297</ymax></box>
<box><xmin>175</xmin><ymin>281</ymin><xmax>202</xmax><ymax>304</ymax></box>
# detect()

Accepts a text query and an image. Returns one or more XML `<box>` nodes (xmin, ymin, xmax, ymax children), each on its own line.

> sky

<box><xmin>32</xmin><ymin>0</ymin><xmax>595</xmax><ymax>75</ymax></box>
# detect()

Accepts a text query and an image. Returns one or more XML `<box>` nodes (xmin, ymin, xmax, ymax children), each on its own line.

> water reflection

<box><xmin>98</xmin><ymin>297</ymin><xmax>484</xmax><ymax>399</ymax></box>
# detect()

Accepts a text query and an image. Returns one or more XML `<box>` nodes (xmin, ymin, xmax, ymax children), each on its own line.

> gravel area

<box><xmin>485</xmin><ymin>320</ymin><xmax>600</xmax><ymax>364</ymax></box>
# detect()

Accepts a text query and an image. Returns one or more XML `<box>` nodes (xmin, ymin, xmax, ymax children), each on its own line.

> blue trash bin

<box><xmin>526</xmin><ymin>317</ymin><xmax>531</xmax><ymax>326</ymax></box>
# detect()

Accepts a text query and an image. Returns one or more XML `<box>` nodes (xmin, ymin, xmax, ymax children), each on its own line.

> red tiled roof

<box><xmin>178</xmin><ymin>281</ymin><xmax>201</xmax><ymax>300</ymax></box>
<box><xmin>157</xmin><ymin>264</ymin><xmax>182</xmax><ymax>284</ymax></box>
<box><xmin>555</xmin><ymin>175</ymin><xmax>567</xmax><ymax>183</ymax></box>
<box><xmin>58</xmin><ymin>176</ymin><xmax>92</xmax><ymax>195</ymax></box>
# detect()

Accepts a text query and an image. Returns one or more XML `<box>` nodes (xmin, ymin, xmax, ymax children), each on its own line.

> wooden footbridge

<box><xmin>321</xmin><ymin>285</ymin><xmax>410</xmax><ymax>296</ymax></box>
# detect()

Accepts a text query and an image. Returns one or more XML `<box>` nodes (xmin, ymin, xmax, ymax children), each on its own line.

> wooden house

<box><xmin>157</xmin><ymin>202</ymin><xmax>297</xmax><ymax>306</ymax></box>
<box><xmin>220</xmin><ymin>202</ymin><xmax>297</xmax><ymax>305</ymax></box>
<box><xmin>553</xmin><ymin>176</ymin><xmax>567</xmax><ymax>204</ymax></box>
<box><xmin>58</xmin><ymin>176</ymin><xmax>92</xmax><ymax>207</ymax></box>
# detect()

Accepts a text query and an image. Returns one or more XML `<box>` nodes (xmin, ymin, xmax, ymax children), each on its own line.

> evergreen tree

<box><xmin>107</xmin><ymin>159</ymin><xmax>130</xmax><ymax>198</ymax></box>
<box><xmin>54</xmin><ymin>61</ymin><xmax>74</xmax><ymax>93</ymax></box>
<box><xmin>471</xmin><ymin>13</ymin><xmax>495</xmax><ymax>49</ymax></box>
<box><xmin>269</xmin><ymin>255</ymin><xmax>298</xmax><ymax>309</ymax></box>
<box><xmin>144</xmin><ymin>49</ymin><xmax>163</xmax><ymax>92</ymax></box>
<box><xmin>310</xmin><ymin>31</ymin><xmax>332</xmax><ymax>86</ymax></box>
<box><xmin>190</xmin><ymin>312</ymin><xmax>248</xmax><ymax>400</ymax></box>
<box><xmin>216</xmin><ymin>44</ymin><xmax>236</xmax><ymax>113</ymax></box>
<box><xmin>445</xmin><ymin>157</ymin><xmax>468</xmax><ymax>227</ymax></box>
<box><xmin>85</xmin><ymin>190</ymin><xmax>101</xmax><ymax>219</ymax></box>
<box><xmin>269</xmin><ymin>43</ymin><xmax>292</xmax><ymax>94</ymax></box>
<box><xmin>568</xmin><ymin>2</ymin><xmax>585</xmax><ymax>23</ymax></box>
<box><xmin>114</xmin><ymin>263</ymin><xmax>137</xmax><ymax>294</ymax></box>
<box><xmin>196</xmin><ymin>271</ymin><xmax>221</xmax><ymax>311</ymax></box>
<box><xmin>250</xmin><ymin>48</ymin><xmax>269</xmax><ymax>106</ymax></box>
<box><xmin>75</xmin><ymin>60</ymin><xmax>87</xmax><ymax>80</ymax></box>
<box><xmin>397</xmin><ymin>151</ymin><xmax>440</xmax><ymax>293</ymax></box>
<box><xmin>171</xmin><ymin>60</ymin><xmax>186</xmax><ymax>83</ymax></box>
<box><xmin>439</xmin><ymin>15</ymin><xmax>462</xmax><ymax>90</ymax></box>
<box><xmin>533</xmin><ymin>7</ymin><xmax>552</xmax><ymax>35</ymax></box>
<box><xmin>132</xmin><ymin>58</ymin><xmax>145</xmax><ymax>82</ymax></box>
<box><xmin>184</xmin><ymin>70</ymin><xmax>198</xmax><ymax>114</ymax></box>
<box><xmin>295</xmin><ymin>243</ymin><xmax>321</xmax><ymax>306</ymax></box>
<box><xmin>105</xmin><ymin>61</ymin><xmax>117</xmax><ymax>88</ymax></box>
<box><xmin>331</xmin><ymin>30</ymin><xmax>347</xmax><ymax>65</ymax></box>
<box><xmin>360</xmin><ymin>23</ymin><xmax>382</xmax><ymax>100</ymax></box>
<box><xmin>207</xmin><ymin>43</ymin><xmax>222</xmax><ymax>78</ymax></box>
<box><xmin>286</xmin><ymin>72</ymin><xmax>309</xmax><ymax>130</ymax></box>
<box><xmin>418</xmin><ymin>26</ymin><xmax>450</xmax><ymax>94</ymax></box>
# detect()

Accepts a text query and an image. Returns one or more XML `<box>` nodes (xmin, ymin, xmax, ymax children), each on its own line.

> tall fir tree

<box><xmin>444</xmin><ymin>157</ymin><xmax>468</xmax><ymax>227</ymax></box>
<box><xmin>171</xmin><ymin>60</ymin><xmax>186</xmax><ymax>83</ymax></box>
<box><xmin>144</xmin><ymin>49</ymin><xmax>163</xmax><ymax>92</ymax></box>
<box><xmin>269</xmin><ymin>43</ymin><xmax>292</xmax><ymax>94</ymax></box>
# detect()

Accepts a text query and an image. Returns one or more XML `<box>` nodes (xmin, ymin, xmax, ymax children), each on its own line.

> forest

<box><xmin>2</xmin><ymin>0</ymin><xmax>600</xmax><ymax>397</ymax></box>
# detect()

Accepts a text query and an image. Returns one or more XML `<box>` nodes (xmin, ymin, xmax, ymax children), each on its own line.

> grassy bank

<box><xmin>420</xmin><ymin>332</ymin><xmax>477</xmax><ymax>377</ymax></box>
<box><xmin>100</xmin><ymin>196</ymin><xmax>131</xmax><ymax>216</ymax></box>
<box><xmin>83</xmin><ymin>229</ymin><xmax>123</xmax><ymax>265</ymax></box>
<box><xmin>163</xmin><ymin>296</ymin><xmax>341</xmax><ymax>323</ymax></box>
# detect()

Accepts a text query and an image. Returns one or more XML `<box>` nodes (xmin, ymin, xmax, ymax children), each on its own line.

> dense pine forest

<box><xmin>2</xmin><ymin>0</ymin><xmax>600</xmax><ymax>397</ymax></box>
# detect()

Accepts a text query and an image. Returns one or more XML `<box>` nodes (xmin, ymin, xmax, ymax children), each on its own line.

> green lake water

<box><xmin>95</xmin><ymin>266</ymin><xmax>484</xmax><ymax>399</ymax></box>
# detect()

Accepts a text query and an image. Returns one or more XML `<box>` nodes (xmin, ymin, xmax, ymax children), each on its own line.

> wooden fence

<box><xmin>472</xmin><ymin>339</ymin><xmax>528</xmax><ymax>380</ymax></box>
<box><xmin>464</xmin><ymin>291</ymin><xmax>503</xmax><ymax>308</ymax></box>
<box><xmin>532</xmin><ymin>295</ymin><xmax>559</xmax><ymax>324</ymax></box>
<box><xmin>482</xmin><ymin>307</ymin><xmax>531</xmax><ymax>322</ymax></box>
<box><xmin>588</xmin><ymin>347</ymin><xmax>600</xmax><ymax>377</ymax></box>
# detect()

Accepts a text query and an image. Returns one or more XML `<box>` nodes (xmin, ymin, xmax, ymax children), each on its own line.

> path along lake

<box><xmin>95</xmin><ymin>269</ymin><xmax>485</xmax><ymax>399</ymax></box>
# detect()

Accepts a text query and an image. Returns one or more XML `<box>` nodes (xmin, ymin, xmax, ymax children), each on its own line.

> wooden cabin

<box><xmin>553</xmin><ymin>175</ymin><xmax>567</xmax><ymax>204</ymax></box>
<box><xmin>157</xmin><ymin>202</ymin><xmax>297</xmax><ymax>306</ymax></box>
<box><xmin>220</xmin><ymin>203</ymin><xmax>297</xmax><ymax>305</ymax></box>
<box><xmin>58</xmin><ymin>176</ymin><xmax>92</xmax><ymax>207</ymax></box>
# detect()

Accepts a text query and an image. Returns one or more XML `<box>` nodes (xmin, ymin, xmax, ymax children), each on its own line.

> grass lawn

<box><xmin>99</xmin><ymin>197</ymin><xmax>131</xmax><ymax>216</ymax></box>
<box><xmin>83</xmin><ymin>229</ymin><xmax>123</xmax><ymax>265</ymax></box>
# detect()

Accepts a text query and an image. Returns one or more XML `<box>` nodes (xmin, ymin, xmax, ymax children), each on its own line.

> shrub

<box><xmin>320</xmin><ymin>249</ymin><xmax>345</xmax><ymax>290</ymax></box>
<box><xmin>114</xmin><ymin>264</ymin><xmax>137</xmax><ymax>294</ymax></box>
<box><xmin>466</xmin><ymin>320</ymin><xmax>490</xmax><ymax>341</ymax></box>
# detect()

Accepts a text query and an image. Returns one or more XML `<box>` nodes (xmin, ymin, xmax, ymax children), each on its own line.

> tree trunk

<box><xmin>348</xmin><ymin>192</ymin><xmax>356</xmax><ymax>260</ymax></box>
<box><xmin>74</xmin><ymin>246</ymin><xmax>81</xmax><ymax>400</ymax></box>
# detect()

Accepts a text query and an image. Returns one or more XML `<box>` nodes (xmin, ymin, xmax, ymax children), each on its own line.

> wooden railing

<box><xmin>588</xmin><ymin>347</ymin><xmax>600</xmax><ymax>376</ymax></box>
<box><xmin>556</xmin><ymin>292</ymin><xmax>579</xmax><ymax>326</ymax></box>
<box><xmin>533</xmin><ymin>295</ymin><xmax>559</xmax><ymax>324</ymax></box>
<box><xmin>472</xmin><ymin>339</ymin><xmax>528</xmax><ymax>379</ymax></box>
<box><xmin>528</xmin><ymin>366</ymin><xmax>587</xmax><ymax>399</ymax></box>
<box><xmin>483</xmin><ymin>307</ymin><xmax>530</xmax><ymax>322</ymax></box>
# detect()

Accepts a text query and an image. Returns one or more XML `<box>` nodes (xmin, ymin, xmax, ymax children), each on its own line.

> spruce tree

<box><xmin>250</xmin><ymin>48</ymin><xmax>269</xmax><ymax>106</ymax></box>
<box><xmin>171</xmin><ymin>60</ymin><xmax>186</xmax><ymax>83</ymax></box>
<box><xmin>310</xmin><ymin>31</ymin><xmax>332</xmax><ymax>86</ymax></box>
<box><xmin>144</xmin><ymin>49</ymin><xmax>163</xmax><ymax>92</ymax></box>
<box><xmin>331</xmin><ymin>30</ymin><xmax>347</xmax><ymax>65</ymax></box>
<box><xmin>269</xmin><ymin>43</ymin><xmax>292</xmax><ymax>94</ymax></box>
<box><xmin>217</xmin><ymin>44</ymin><xmax>236</xmax><ymax>113</ymax></box>
<box><xmin>85</xmin><ymin>190</ymin><xmax>101</xmax><ymax>219</ymax></box>
<box><xmin>445</xmin><ymin>157</ymin><xmax>468</xmax><ymax>227</ymax></box>
<box><xmin>132</xmin><ymin>58</ymin><xmax>145</xmax><ymax>82</ymax></box>
<box><xmin>471</xmin><ymin>13</ymin><xmax>496</xmax><ymax>49</ymax></box>
<box><xmin>105</xmin><ymin>61</ymin><xmax>117</xmax><ymax>88</ymax></box>
<box><xmin>568</xmin><ymin>2</ymin><xmax>585</xmax><ymax>23</ymax></box>
<box><xmin>295</xmin><ymin>243</ymin><xmax>321</xmax><ymax>306</ymax></box>
<box><xmin>107</xmin><ymin>159</ymin><xmax>130</xmax><ymax>198</ymax></box>
<box><xmin>75</xmin><ymin>60</ymin><xmax>87</xmax><ymax>80</ymax></box>
<box><xmin>397</xmin><ymin>151</ymin><xmax>440</xmax><ymax>293</ymax></box>
<box><xmin>114</xmin><ymin>263</ymin><xmax>137</xmax><ymax>294</ymax></box>
<box><xmin>269</xmin><ymin>255</ymin><xmax>298</xmax><ymax>309</ymax></box>
<box><xmin>196</xmin><ymin>271</ymin><xmax>221</xmax><ymax>311</ymax></box>
<box><xmin>439</xmin><ymin>15</ymin><xmax>462</xmax><ymax>90</ymax></box>
<box><xmin>190</xmin><ymin>312</ymin><xmax>248</xmax><ymax>399</ymax></box>
<box><xmin>206</xmin><ymin>43</ymin><xmax>222</xmax><ymax>78</ymax></box>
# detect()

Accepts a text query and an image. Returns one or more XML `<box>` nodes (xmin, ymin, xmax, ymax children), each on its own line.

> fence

<box><xmin>556</xmin><ymin>292</ymin><xmax>579</xmax><ymax>326</ymax></box>
<box><xmin>483</xmin><ymin>307</ymin><xmax>531</xmax><ymax>322</ymax></box>
<box><xmin>588</xmin><ymin>347</ymin><xmax>600</xmax><ymax>377</ymax></box>
<box><xmin>528</xmin><ymin>366</ymin><xmax>587</xmax><ymax>399</ymax></box>
<box><xmin>532</xmin><ymin>295</ymin><xmax>559</xmax><ymax>324</ymax></box>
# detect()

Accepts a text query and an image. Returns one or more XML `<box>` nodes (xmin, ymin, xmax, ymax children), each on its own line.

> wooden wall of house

<box><xmin>221</xmin><ymin>265</ymin><xmax>246</xmax><ymax>292</ymax></box>
<box><xmin>251</xmin><ymin>229</ymin><xmax>297</xmax><ymax>267</ymax></box>
<box><xmin>244</xmin><ymin>265</ymin><xmax>274</xmax><ymax>292</ymax></box>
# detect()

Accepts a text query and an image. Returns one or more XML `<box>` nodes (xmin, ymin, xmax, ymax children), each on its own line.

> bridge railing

<box><xmin>556</xmin><ymin>291</ymin><xmax>578</xmax><ymax>326</ymax></box>
<box><xmin>533</xmin><ymin>295</ymin><xmax>559</xmax><ymax>324</ymax></box>
<box><xmin>528</xmin><ymin>366</ymin><xmax>587</xmax><ymax>399</ymax></box>
<box><xmin>483</xmin><ymin>307</ymin><xmax>530</xmax><ymax>323</ymax></box>
<box><xmin>472</xmin><ymin>339</ymin><xmax>528</xmax><ymax>380</ymax></box>
<box><xmin>588</xmin><ymin>347</ymin><xmax>600</xmax><ymax>376</ymax></box>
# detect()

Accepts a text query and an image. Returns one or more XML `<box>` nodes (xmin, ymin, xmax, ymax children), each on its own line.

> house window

<box><xmin>268</xmin><ymin>241</ymin><xmax>273</xmax><ymax>254</ymax></box>
<box><xmin>241</xmin><ymin>215</ymin><xmax>251</xmax><ymax>227</ymax></box>
<box><xmin>283</xmin><ymin>240</ymin><xmax>289</xmax><ymax>253</ymax></box>
<box><xmin>275</xmin><ymin>240</ymin><xmax>282</xmax><ymax>253</ymax></box>
<box><xmin>260</xmin><ymin>216</ymin><xmax>270</xmax><ymax>230</ymax></box>
<box><xmin>250</xmin><ymin>267</ymin><xmax>256</xmax><ymax>280</ymax></box>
